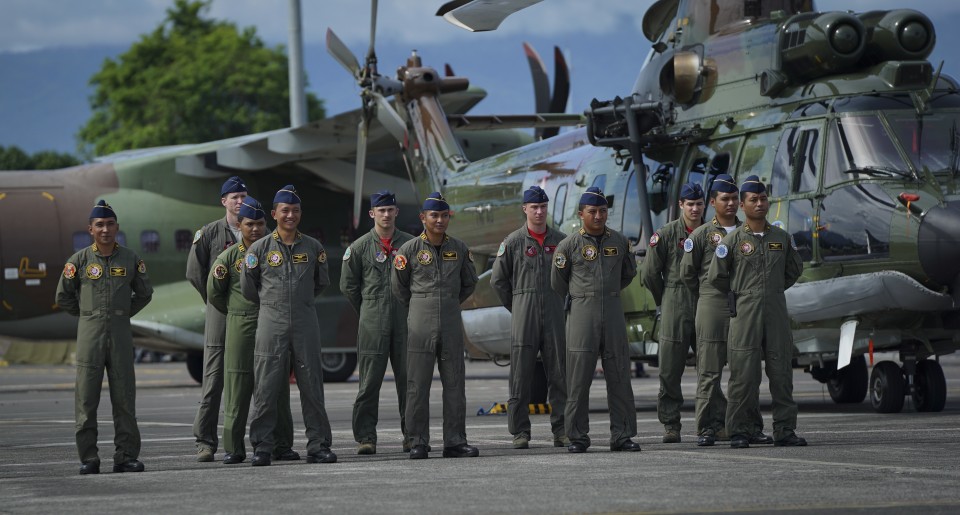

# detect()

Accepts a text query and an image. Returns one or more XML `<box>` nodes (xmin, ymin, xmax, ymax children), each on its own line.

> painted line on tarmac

<box><xmin>623</xmin><ymin>499</ymin><xmax>960</xmax><ymax>514</ymax></box>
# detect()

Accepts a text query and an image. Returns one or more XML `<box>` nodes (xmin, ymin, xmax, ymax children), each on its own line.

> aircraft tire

<box><xmin>870</xmin><ymin>361</ymin><xmax>905</xmax><ymax>413</ymax></box>
<box><xmin>827</xmin><ymin>355</ymin><xmax>868</xmax><ymax>404</ymax></box>
<box><xmin>912</xmin><ymin>360</ymin><xmax>947</xmax><ymax>412</ymax></box>
<box><xmin>186</xmin><ymin>352</ymin><xmax>203</xmax><ymax>384</ymax></box>
<box><xmin>530</xmin><ymin>360</ymin><xmax>548</xmax><ymax>405</ymax></box>
<box><xmin>321</xmin><ymin>352</ymin><xmax>358</xmax><ymax>383</ymax></box>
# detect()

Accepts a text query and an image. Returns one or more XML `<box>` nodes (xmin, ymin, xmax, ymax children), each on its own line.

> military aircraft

<box><xmin>321</xmin><ymin>0</ymin><xmax>960</xmax><ymax>413</ymax></box>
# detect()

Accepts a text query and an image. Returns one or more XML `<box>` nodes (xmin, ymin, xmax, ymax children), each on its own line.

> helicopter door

<box><xmin>679</xmin><ymin>141</ymin><xmax>741</xmax><ymax>221</ymax></box>
<box><xmin>768</xmin><ymin>121</ymin><xmax>825</xmax><ymax>262</ymax></box>
<box><xmin>0</xmin><ymin>189</ymin><xmax>63</xmax><ymax>319</ymax></box>
<box><xmin>622</xmin><ymin>154</ymin><xmax>677</xmax><ymax>251</ymax></box>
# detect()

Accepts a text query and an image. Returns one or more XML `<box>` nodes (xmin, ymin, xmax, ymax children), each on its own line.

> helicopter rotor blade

<box><xmin>542</xmin><ymin>46</ymin><xmax>571</xmax><ymax>139</ymax></box>
<box><xmin>374</xmin><ymin>92</ymin><xmax>407</xmax><ymax>142</ymax></box>
<box><xmin>326</xmin><ymin>28</ymin><xmax>360</xmax><ymax>78</ymax></box>
<box><xmin>366</xmin><ymin>0</ymin><xmax>379</xmax><ymax>66</ymax></box>
<box><xmin>523</xmin><ymin>42</ymin><xmax>550</xmax><ymax>140</ymax></box>
<box><xmin>353</xmin><ymin>116</ymin><xmax>369</xmax><ymax>228</ymax></box>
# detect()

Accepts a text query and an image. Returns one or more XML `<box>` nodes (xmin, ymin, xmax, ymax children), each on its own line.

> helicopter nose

<box><xmin>917</xmin><ymin>201</ymin><xmax>960</xmax><ymax>291</ymax></box>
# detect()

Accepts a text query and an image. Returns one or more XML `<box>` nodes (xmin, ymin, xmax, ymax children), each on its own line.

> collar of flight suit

<box><xmin>578</xmin><ymin>227</ymin><xmax>611</xmax><ymax>238</ymax></box>
<box><xmin>710</xmin><ymin>216</ymin><xmax>742</xmax><ymax>228</ymax></box>
<box><xmin>90</xmin><ymin>242</ymin><xmax>120</xmax><ymax>257</ymax></box>
<box><xmin>272</xmin><ymin>230</ymin><xmax>303</xmax><ymax>243</ymax></box>
<box><xmin>418</xmin><ymin>232</ymin><xmax>450</xmax><ymax>244</ymax></box>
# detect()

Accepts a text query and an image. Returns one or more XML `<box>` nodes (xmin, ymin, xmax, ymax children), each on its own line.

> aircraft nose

<box><xmin>917</xmin><ymin>200</ymin><xmax>960</xmax><ymax>291</ymax></box>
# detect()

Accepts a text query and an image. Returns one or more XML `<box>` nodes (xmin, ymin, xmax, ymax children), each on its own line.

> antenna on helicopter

<box><xmin>326</xmin><ymin>0</ymin><xmax>408</xmax><ymax>228</ymax></box>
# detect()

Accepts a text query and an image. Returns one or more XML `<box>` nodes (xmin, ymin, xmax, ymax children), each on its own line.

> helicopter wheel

<box><xmin>827</xmin><ymin>355</ymin><xmax>868</xmax><ymax>404</ymax></box>
<box><xmin>912</xmin><ymin>360</ymin><xmax>947</xmax><ymax>412</ymax></box>
<box><xmin>870</xmin><ymin>361</ymin><xmax>905</xmax><ymax>413</ymax></box>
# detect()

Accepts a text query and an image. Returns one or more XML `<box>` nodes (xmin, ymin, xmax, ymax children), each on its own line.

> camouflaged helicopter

<box><xmin>327</xmin><ymin>0</ymin><xmax>960</xmax><ymax>413</ymax></box>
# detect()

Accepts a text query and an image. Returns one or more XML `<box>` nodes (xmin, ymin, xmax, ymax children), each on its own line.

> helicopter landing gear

<box><xmin>868</xmin><ymin>355</ymin><xmax>947</xmax><ymax>414</ymax></box>
<box><xmin>827</xmin><ymin>355</ymin><xmax>869</xmax><ymax>404</ymax></box>
<box><xmin>912</xmin><ymin>359</ymin><xmax>947</xmax><ymax>412</ymax></box>
<box><xmin>870</xmin><ymin>361</ymin><xmax>906</xmax><ymax>413</ymax></box>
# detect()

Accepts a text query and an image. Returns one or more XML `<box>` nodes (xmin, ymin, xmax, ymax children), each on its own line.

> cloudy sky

<box><xmin>2</xmin><ymin>0</ymin><xmax>960</xmax><ymax>154</ymax></box>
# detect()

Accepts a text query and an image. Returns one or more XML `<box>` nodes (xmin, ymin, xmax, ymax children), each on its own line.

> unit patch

<box><xmin>343</xmin><ymin>247</ymin><xmax>352</xmax><ymax>261</ymax></box>
<box><xmin>394</xmin><ymin>254</ymin><xmax>408</xmax><ymax>271</ymax></box>
<box><xmin>739</xmin><ymin>241</ymin><xmax>756</xmax><ymax>256</ymax></box>
<box><xmin>417</xmin><ymin>250</ymin><xmax>433</xmax><ymax>265</ymax></box>
<box><xmin>715</xmin><ymin>244</ymin><xmax>729</xmax><ymax>259</ymax></box>
<box><xmin>582</xmin><ymin>245</ymin><xmax>598</xmax><ymax>261</ymax></box>
<box><xmin>649</xmin><ymin>232</ymin><xmax>660</xmax><ymax>247</ymax></box>
<box><xmin>708</xmin><ymin>231</ymin><xmax>724</xmax><ymax>246</ymax></box>
<box><xmin>544</xmin><ymin>245</ymin><xmax>556</xmax><ymax>254</ymax></box>
<box><xmin>234</xmin><ymin>259</ymin><xmax>243</xmax><ymax>273</ymax></box>
<box><xmin>603</xmin><ymin>246</ymin><xmax>619</xmax><ymax>257</ymax></box>
<box><xmin>245</xmin><ymin>253</ymin><xmax>259</xmax><ymax>269</ymax></box>
<box><xmin>193</xmin><ymin>229</ymin><xmax>203</xmax><ymax>244</ymax></box>
<box><xmin>768</xmin><ymin>242</ymin><xmax>784</xmax><ymax>251</ymax></box>
<box><xmin>375</xmin><ymin>250</ymin><xmax>387</xmax><ymax>263</ymax></box>
<box><xmin>496</xmin><ymin>241</ymin><xmax>506</xmax><ymax>257</ymax></box>
<box><xmin>267</xmin><ymin>250</ymin><xmax>283</xmax><ymax>267</ymax></box>
<box><xmin>137</xmin><ymin>260</ymin><xmax>146</xmax><ymax>274</ymax></box>
<box><xmin>772</xmin><ymin>220</ymin><xmax>785</xmax><ymax>230</ymax></box>
<box><xmin>442</xmin><ymin>251</ymin><xmax>458</xmax><ymax>261</ymax></box>
<box><xmin>468</xmin><ymin>251</ymin><xmax>474</xmax><ymax>262</ymax></box>
<box><xmin>318</xmin><ymin>250</ymin><xmax>327</xmax><ymax>264</ymax></box>
<box><xmin>292</xmin><ymin>253</ymin><xmax>309</xmax><ymax>264</ymax></box>
<box><xmin>554</xmin><ymin>253</ymin><xmax>568</xmax><ymax>269</ymax></box>
<box><xmin>86</xmin><ymin>263</ymin><xmax>103</xmax><ymax>280</ymax></box>
<box><xmin>525</xmin><ymin>245</ymin><xmax>537</xmax><ymax>257</ymax></box>
<box><xmin>683</xmin><ymin>238</ymin><xmax>694</xmax><ymax>253</ymax></box>
<box><xmin>213</xmin><ymin>264</ymin><xmax>228</xmax><ymax>280</ymax></box>
<box><xmin>63</xmin><ymin>263</ymin><xmax>76</xmax><ymax>279</ymax></box>
<box><xmin>109</xmin><ymin>267</ymin><xmax>126</xmax><ymax>277</ymax></box>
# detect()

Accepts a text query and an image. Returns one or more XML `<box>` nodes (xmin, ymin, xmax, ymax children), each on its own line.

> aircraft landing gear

<box><xmin>186</xmin><ymin>352</ymin><xmax>203</xmax><ymax>384</ymax></box>
<box><xmin>827</xmin><ymin>355</ymin><xmax>868</xmax><ymax>404</ymax></box>
<box><xmin>912</xmin><ymin>359</ymin><xmax>947</xmax><ymax>412</ymax></box>
<box><xmin>869</xmin><ymin>361</ymin><xmax>906</xmax><ymax>413</ymax></box>
<box><xmin>868</xmin><ymin>355</ymin><xmax>948</xmax><ymax>414</ymax></box>
<box><xmin>321</xmin><ymin>352</ymin><xmax>357</xmax><ymax>383</ymax></box>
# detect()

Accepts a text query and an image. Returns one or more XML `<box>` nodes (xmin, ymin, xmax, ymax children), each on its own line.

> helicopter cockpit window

<box><xmin>772</xmin><ymin>125</ymin><xmax>821</xmax><ymax>195</ymax></box>
<box><xmin>818</xmin><ymin>183</ymin><xmax>893</xmax><ymax>261</ymax></box>
<box><xmin>886</xmin><ymin>112</ymin><xmax>960</xmax><ymax>177</ymax></box>
<box><xmin>590</xmin><ymin>174</ymin><xmax>607</xmax><ymax>193</ymax></box>
<box><xmin>689</xmin><ymin>0</ymin><xmax>813</xmax><ymax>37</ymax></box>
<box><xmin>552</xmin><ymin>183</ymin><xmax>568</xmax><ymax>229</ymax></box>
<box><xmin>824</xmin><ymin>115</ymin><xmax>912</xmax><ymax>186</ymax></box>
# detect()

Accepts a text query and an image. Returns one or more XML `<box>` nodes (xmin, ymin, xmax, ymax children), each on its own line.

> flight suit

<box><xmin>490</xmin><ymin>225</ymin><xmax>568</xmax><ymax>442</ymax></box>
<box><xmin>241</xmin><ymin>230</ymin><xmax>334</xmax><ymax>455</ymax></box>
<box><xmin>708</xmin><ymin>223</ymin><xmax>803</xmax><ymax>440</ymax></box>
<box><xmin>207</xmin><ymin>242</ymin><xmax>294</xmax><ymax>458</ymax></box>
<box><xmin>681</xmin><ymin>217</ymin><xmax>763</xmax><ymax>437</ymax></box>
<box><xmin>56</xmin><ymin>243</ymin><xmax>153</xmax><ymax>465</ymax></box>
<box><xmin>551</xmin><ymin>227</ymin><xmax>638</xmax><ymax>449</ymax></box>
<box><xmin>186</xmin><ymin>217</ymin><xmax>238</xmax><ymax>452</ymax></box>
<box><xmin>641</xmin><ymin>218</ymin><xmax>697</xmax><ymax>433</ymax></box>
<box><xmin>340</xmin><ymin>227</ymin><xmax>415</xmax><ymax>446</ymax></box>
<box><xmin>392</xmin><ymin>233</ymin><xmax>478</xmax><ymax>448</ymax></box>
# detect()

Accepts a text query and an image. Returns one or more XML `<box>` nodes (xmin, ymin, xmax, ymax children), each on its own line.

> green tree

<box><xmin>0</xmin><ymin>145</ymin><xmax>80</xmax><ymax>170</ymax></box>
<box><xmin>77</xmin><ymin>0</ymin><xmax>325</xmax><ymax>157</ymax></box>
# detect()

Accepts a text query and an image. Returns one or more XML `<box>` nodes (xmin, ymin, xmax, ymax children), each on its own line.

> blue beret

<box><xmin>238</xmin><ymin>196</ymin><xmax>265</xmax><ymax>220</ymax></box>
<box><xmin>422</xmin><ymin>192</ymin><xmax>450</xmax><ymax>211</ymax></box>
<box><xmin>220</xmin><ymin>176</ymin><xmax>247</xmax><ymax>197</ymax></box>
<box><xmin>89</xmin><ymin>199</ymin><xmax>117</xmax><ymax>220</ymax></box>
<box><xmin>579</xmin><ymin>186</ymin><xmax>607</xmax><ymax>206</ymax></box>
<box><xmin>523</xmin><ymin>185</ymin><xmax>549</xmax><ymax>204</ymax></box>
<box><xmin>274</xmin><ymin>184</ymin><xmax>301</xmax><ymax>205</ymax></box>
<box><xmin>371</xmin><ymin>190</ymin><xmax>396</xmax><ymax>208</ymax></box>
<box><xmin>740</xmin><ymin>175</ymin><xmax>766</xmax><ymax>194</ymax></box>
<box><xmin>679</xmin><ymin>183</ymin><xmax>704</xmax><ymax>201</ymax></box>
<box><xmin>711</xmin><ymin>174</ymin><xmax>738</xmax><ymax>194</ymax></box>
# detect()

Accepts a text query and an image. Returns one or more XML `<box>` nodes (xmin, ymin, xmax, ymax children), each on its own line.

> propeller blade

<box><xmin>326</xmin><ymin>28</ymin><xmax>360</xmax><ymax>77</ymax></box>
<box><xmin>523</xmin><ymin>42</ymin><xmax>550</xmax><ymax>139</ymax></box>
<box><xmin>542</xmin><ymin>46</ymin><xmax>571</xmax><ymax>139</ymax></box>
<box><xmin>353</xmin><ymin>117</ymin><xmax>368</xmax><ymax>228</ymax></box>
<box><xmin>374</xmin><ymin>92</ymin><xmax>407</xmax><ymax>142</ymax></box>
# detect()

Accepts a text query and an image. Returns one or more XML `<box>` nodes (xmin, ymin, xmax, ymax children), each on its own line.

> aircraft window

<box><xmin>117</xmin><ymin>231</ymin><xmax>127</xmax><ymax>247</ymax></box>
<box><xmin>742</xmin><ymin>131</ymin><xmax>783</xmax><ymax>196</ymax></box>
<box><xmin>788</xmin><ymin>199</ymin><xmax>816</xmax><ymax>262</ymax></box>
<box><xmin>824</xmin><ymin>115</ymin><xmax>911</xmax><ymax>186</ymax></box>
<box><xmin>174</xmin><ymin>230</ymin><xmax>192</xmax><ymax>252</ymax></box>
<box><xmin>789</xmin><ymin>102</ymin><xmax>829</xmax><ymax>119</ymax></box>
<box><xmin>72</xmin><ymin>232</ymin><xmax>92</xmax><ymax>251</ymax></box>
<box><xmin>793</xmin><ymin>129</ymin><xmax>820</xmax><ymax>193</ymax></box>
<box><xmin>688</xmin><ymin>0</ymin><xmax>813</xmax><ymax>37</ymax></box>
<box><xmin>141</xmin><ymin>230</ymin><xmax>160</xmax><ymax>253</ymax></box>
<box><xmin>931</xmin><ymin>93</ymin><xmax>960</xmax><ymax>108</ymax></box>
<box><xmin>688</xmin><ymin>156</ymin><xmax>708</xmax><ymax>189</ymax></box>
<box><xmin>831</xmin><ymin>95</ymin><xmax>913</xmax><ymax>113</ymax></box>
<box><xmin>591</xmin><ymin>175</ymin><xmax>607</xmax><ymax>192</ymax></box>
<box><xmin>818</xmin><ymin>183</ymin><xmax>893</xmax><ymax>261</ymax></box>
<box><xmin>647</xmin><ymin>162</ymin><xmax>673</xmax><ymax>220</ymax></box>
<box><xmin>552</xmin><ymin>183</ymin><xmax>568</xmax><ymax>228</ymax></box>
<box><xmin>886</xmin><ymin>112</ymin><xmax>960</xmax><ymax>176</ymax></box>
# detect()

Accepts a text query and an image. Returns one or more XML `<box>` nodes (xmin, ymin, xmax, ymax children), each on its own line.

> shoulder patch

<box><xmin>213</xmin><ymin>264</ymin><xmax>228</xmax><ymax>280</ymax></box>
<box><xmin>137</xmin><ymin>260</ymin><xmax>146</xmax><ymax>274</ymax></box>
<box><xmin>245</xmin><ymin>253</ymin><xmax>259</xmax><ymax>269</ymax></box>
<box><xmin>343</xmin><ymin>246</ymin><xmax>352</xmax><ymax>261</ymax></box>
<box><xmin>683</xmin><ymin>238</ymin><xmax>694</xmax><ymax>253</ymax></box>
<box><xmin>318</xmin><ymin>250</ymin><xmax>327</xmax><ymax>263</ymax></box>
<box><xmin>394</xmin><ymin>254</ymin><xmax>408</xmax><ymax>271</ymax></box>
<box><xmin>772</xmin><ymin>220</ymin><xmax>785</xmax><ymax>230</ymax></box>
<box><xmin>649</xmin><ymin>232</ymin><xmax>660</xmax><ymax>247</ymax></box>
<box><xmin>193</xmin><ymin>229</ymin><xmax>203</xmax><ymax>244</ymax></box>
<box><xmin>234</xmin><ymin>258</ymin><xmax>243</xmax><ymax>273</ymax></box>
<box><xmin>468</xmin><ymin>250</ymin><xmax>474</xmax><ymax>262</ymax></box>
<box><xmin>715</xmin><ymin>244</ymin><xmax>729</xmax><ymax>259</ymax></box>
<box><xmin>496</xmin><ymin>241</ymin><xmax>506</xmax><ymax>257</ymax></box>
<box><xmin>554</xmin><ymin>253</ymin><xmax>568</xmax><ymax>269</ymax></box>
<box><xmin>63</xmin><ymin>262</ymin><xmax>77</xmax><ymax>279</ymax></box>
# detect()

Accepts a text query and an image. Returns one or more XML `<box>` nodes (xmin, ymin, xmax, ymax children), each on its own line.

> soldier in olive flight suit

<box><xmin>708</xmin><ymin>176</ymin><xmax>807</xmax><ymax>448</ymax></box>
<box><xmin>680</xmin><ymin>174</ymin><xmax>771</xmax><ymax>447</ymax></box>
<box><xmin>207</xmin><ymin>197</ymin><xmax>296</xmax><ymax>464</ymax></box>
<box><xmin>187</xmin><ymin>175</ymin><xmax>247</xmax><ymax>462</ymax></box>
<box><xmin>491</xmin><ymin>185</ymin><xmax>568</xmax><ymax>449</ymax></box>
<box><xmin>392</xmin><ymin>192</ymin><xmax>480</xmax><ymax>460</ymax></box>
<box><xmin>641</xmin><ymin>182</ymin><xmax>704</xmax><ymax>443</ymax></box>
<box><xmin>241</xmin><ymin>185</ymin><xmax>337</xmax><ymax>466</ymax></box>
<box><xmin>340</xmin><ymin>190</ymin><xmax>414</xmax><ymax>455</ymax></box>
<box><xmin>551</xmin><ymin>186</ymin><xmax>641</xmax><ymax>453</ymax></box>
<box><xmin>56</xmin><ymin>200</ymin><xmax>153</xmax><ymax>475</ymax></box>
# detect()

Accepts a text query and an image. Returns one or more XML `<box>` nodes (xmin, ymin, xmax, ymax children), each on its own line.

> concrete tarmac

<box><xmin>1</xmin><ymin>354</ymin><xmax>959</xmax><ymax>514</ymax></box>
